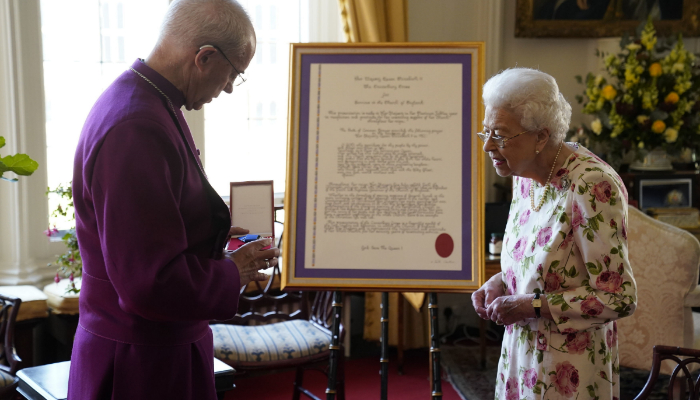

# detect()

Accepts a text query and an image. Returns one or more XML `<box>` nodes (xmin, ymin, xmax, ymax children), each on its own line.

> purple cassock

<box><xmin>68</xmin><ymin>59</ymin><xmax>240</xmax><ymax>400</ymax></box>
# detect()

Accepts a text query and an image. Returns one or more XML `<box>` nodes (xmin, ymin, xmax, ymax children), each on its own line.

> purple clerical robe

<box><xmin>68</xmin><ymin>60</ymin><xmax>240</xmax><ymax>400</ymax></box>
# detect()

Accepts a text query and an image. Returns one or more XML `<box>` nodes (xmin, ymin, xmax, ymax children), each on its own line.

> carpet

<box><xmin>226</xmin><ymin>349</ymin><xmax>463</xmax><ymax>399</ymax></box>
<box><xmin>440</xmin><ymin>345</ymin><xmax>675</xmax><ymax>400</ymax></box>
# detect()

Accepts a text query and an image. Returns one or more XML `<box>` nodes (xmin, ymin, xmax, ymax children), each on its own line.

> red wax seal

<box><xmin>435</xmin><ymin>233</ymin><xmax>454</xmax><ymax>258</ymax></box>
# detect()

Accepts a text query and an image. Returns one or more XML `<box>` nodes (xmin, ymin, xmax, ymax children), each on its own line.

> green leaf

<box><xmin>578</xmin><ymin>185</ymin><xmax>587</xmax><ymax>195</ymax></box>
<box><xmin>586</xmin><ymin>230</ymin><xmax>595</xmax><ymax>242</ymax></box>
<box><xmin>0</xmin><ymin>136</ymin><xmax>4</xmax><ymax>149</ymax></box>
<box><xmin>587</xmin><ymin>385</ymin><xmax>596</xmax><ymax>397</ymax></box>
<box><xmin>597</xmin><ymin>213</ymin><xmax>604</xmax><ymax>222</ymax></box>
<box><xmin>575</xmin><ymin>75</ymin><xmax>583</xmax><ymax>84</ymax></box>
<box><xmin>589</xmin><ymin>216</ymin><xmax>600</xmax><ymax>231</ymax></box>
<box><xmin>610</xmin><ymin>247</ymin><xmax>618</xmax><ymax>254</ymax></box>
<box><xmin>561</xmin><ymin>303</ymin><xmax>571</xmax><ymax>312</ymax></box>
<box><xmin>568</xmin><ymin>264</ymin><xmax>578</xmax><ymax>278</ymax></box>
<box><xmin>586</xmin><ymin>262</ymin><xmax>602</xmax><ymax>275</ymax></box>
<box><xmin>549</xmin><ymin>260</ymin><xmax>560</xmax><ymax>271</ymax></box>
<box><xmin>0</xmin><ymin>153</ymin><xmax>39</xmax><ymax>176</ymax></box>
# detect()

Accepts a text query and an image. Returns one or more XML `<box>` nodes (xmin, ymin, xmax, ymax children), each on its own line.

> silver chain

<box><xmin>129</xmin><ymin>67</ymin><xmax>178</xmax><ymax>117</ymax></box>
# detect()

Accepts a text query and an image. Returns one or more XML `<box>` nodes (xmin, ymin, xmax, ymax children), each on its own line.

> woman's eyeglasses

<box><xmin>476</xmin><ymin>130</ymin><xmax>528</xmax><ymax>148</ymax></box>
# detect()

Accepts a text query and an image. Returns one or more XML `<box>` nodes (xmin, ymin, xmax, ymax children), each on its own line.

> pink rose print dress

<box><xmin>495</xmin><ymin>144</ymin><xmax>637</xmax><ymax>400</ymax></box>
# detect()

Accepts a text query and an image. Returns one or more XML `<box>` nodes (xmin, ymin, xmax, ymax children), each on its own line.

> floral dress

<box><xmin>495</xmin><ymin>144</ymin><xmax>637</xmax><ymax>400</ymax></box>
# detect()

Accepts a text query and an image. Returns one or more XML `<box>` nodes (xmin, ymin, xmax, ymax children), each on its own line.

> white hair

<box><xmin>482</xmin><ymin>68</ymin><xmax>572</xmax><ymax>141</ymax></box>
<box><xmin>159</xmin><ymin>0</ymin><xmax>254</xmax><ymax>61</ymax></box>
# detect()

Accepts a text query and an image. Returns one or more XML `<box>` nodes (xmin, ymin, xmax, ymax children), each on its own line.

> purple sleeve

<box><xmin>90</xmin><ymin>118</ymin><xmax>240</xmax><ymax>322</ymax></box>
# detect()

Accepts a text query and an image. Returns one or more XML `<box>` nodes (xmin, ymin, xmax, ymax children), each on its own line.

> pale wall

<box><xmin>405</xmin><ymin>0</ymin><xmax>700</xmax><ymax>331</ymax></box>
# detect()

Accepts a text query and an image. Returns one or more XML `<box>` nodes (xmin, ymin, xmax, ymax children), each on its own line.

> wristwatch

<box><xmin>532</xmin><ymin>293</ymin><xmax>541</xmax><ymax>318</ymax></box>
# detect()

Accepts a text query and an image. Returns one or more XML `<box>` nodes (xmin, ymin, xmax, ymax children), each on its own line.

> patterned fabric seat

<box><xmin>0</xmin><ymin>370</ymin><xmax>15</xmax><ymax>389</ymax></box>
<box><xmin>212</xmin><ymin>319</ymin><xmax>332</xmax><ymax>368</ymax></box>
<box><xmin>619</xmin><ymin>206</ymin><xmax>700</xmax><ymax>374</ymax></box>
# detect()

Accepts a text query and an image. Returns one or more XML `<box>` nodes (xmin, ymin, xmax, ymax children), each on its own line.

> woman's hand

<box><xmin>485</xmin><ymin>294</ymin><xmax>537</xmax><ymax>325</ymax></box>
<box><xmin>224</xmin><ymin>238</ymin><xmax>280</xmax><ymax>287</ymax></box>
<box><xmin>471</xmin><ymin>272</ymin><xmax>505</xmax><ymax>319</ymax></box>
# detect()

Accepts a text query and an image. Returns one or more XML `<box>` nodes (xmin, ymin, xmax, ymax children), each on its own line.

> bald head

<box><xmin>158</xmin><ymin>0</ymin><xmax>255</xmax><ymax>62</ymax></box>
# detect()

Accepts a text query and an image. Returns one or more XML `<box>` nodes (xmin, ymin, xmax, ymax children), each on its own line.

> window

<box><xmin>41</xmin><ymin>0</ymin><xmax>169</xmax><ymax>229</ymax></box>
<box><xmin>204</xmin><ymin>0</ymin><xmax>342</xmax><ymax>197</ymax></box>
<box><xmin>41</xmin><ymin>0</ymin><xmax>342</xmax><ymax>228</ymax></box>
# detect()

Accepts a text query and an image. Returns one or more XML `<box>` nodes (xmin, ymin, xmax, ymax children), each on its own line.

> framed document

<box><xmin>228</xmin><ymin>181</ymin><xmax>275</xmax><ymax>249</ymax></box>
<box><xmin>282</xmin><ymin>43</ymin><xmax>485</xmax><ymax>293</ymax></box>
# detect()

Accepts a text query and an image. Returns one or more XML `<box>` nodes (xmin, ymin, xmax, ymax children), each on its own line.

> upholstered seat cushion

<box><xmin>212</xmin><ymin>320</ymin><xmax>331</xmax><ymax>368</ymax></box>
<box><xmin>0</xmin><ymin>285</ymin><xmax>48</xmax><ymax>321</ymax></box>
<box><xmin>43</xmin><ymin>278</ymin><xmax>81</xmax><ymax>315</ymax></box>
<box><xmin>0</xmin><ymin>369</ymin><xmax>16</xmax><ymax>388</ymax></box>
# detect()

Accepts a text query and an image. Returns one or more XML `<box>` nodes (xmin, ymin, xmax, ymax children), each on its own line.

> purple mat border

<box><xmin>294</xmin><ymin>53</ymin><xmax>474</xmax><ymax>280</ymax></box>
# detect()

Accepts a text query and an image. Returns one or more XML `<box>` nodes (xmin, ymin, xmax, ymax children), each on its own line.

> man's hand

<box><xmin>471</xmin><ymin>272</ymin><xmax>505</xmax><ymax>320</ymax></box>
<box><xmin>224</xmin><ymin>236</ymin><xmax>280</xmax><ymax>287</ymax></box>
<box><xmin>485</xmin><ymin>294</ymin><xmax>536</xmax><ymax>326</ymax></box>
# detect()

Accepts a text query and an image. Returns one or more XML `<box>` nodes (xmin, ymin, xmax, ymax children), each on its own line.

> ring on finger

<box><xmin>265</xmin><ymin>259</ymin><xmax>270</xmax><ymax>268</ymax></box>
<box><xmin>496</xmin><ymin>320</ymin><xmax>503</xmax><ymax>325</ymax></box>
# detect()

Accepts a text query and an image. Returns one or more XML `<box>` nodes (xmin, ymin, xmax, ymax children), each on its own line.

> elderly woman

<box><xmin>471</xmin><ymin>68</ymin><xmax>637</xmax><ymax>400</ymax></box>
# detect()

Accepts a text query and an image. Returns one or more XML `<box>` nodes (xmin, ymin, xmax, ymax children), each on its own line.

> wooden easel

<box><xmin>323</xmin><ymin>291</ymin><xmax>443</xmax><ymax>400</ymax></box>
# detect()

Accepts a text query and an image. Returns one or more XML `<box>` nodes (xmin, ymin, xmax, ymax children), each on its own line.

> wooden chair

<box><xmin>211</xmin><ymin>263</ymin><xmax>345</xmax><ymax>400</ymax></box>
<box><xmin>0</xmin><ymin>294</ymin><xmax>22</xmax><ymax>399</ymax></box>
<box><xmin>635</xmin><ymin>345</ymin><xmax>700</xmax><ymax>400</ymax></box>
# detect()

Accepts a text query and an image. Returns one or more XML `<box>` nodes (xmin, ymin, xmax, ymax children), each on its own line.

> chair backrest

<box><xmin>308</xmin><ymin>291</ymin><xmax>340</xmax><ymax>337</ymax></box>
<box><xmin>620</xmin><ymin>207</ymin><xmax>700</xmax><ymax>374</ymax></box>
<box><xmin>635</xmin><ymin>345</ymin><xmax>700</xmax><ymax>400</ymax></box>
<box><xmin>0</xmin><ymin>294</ymin><xmax>21</xmax><ymax>375</ymax></box>
<box><xmin>219</xmin><ymin>263</ymin><xmax>307</xmax><ymax>325</ymax></box>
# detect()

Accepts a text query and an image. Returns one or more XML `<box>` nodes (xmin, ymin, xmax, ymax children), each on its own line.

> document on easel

<box><xmin>284</xmin><ymin>43</ymin><xmax>485</xmax><ymax>292</ymax></box>
<box><xmin>303</xmin><ymin>63</ymin><xmax>463</xmax><ymax>271</ymax></box>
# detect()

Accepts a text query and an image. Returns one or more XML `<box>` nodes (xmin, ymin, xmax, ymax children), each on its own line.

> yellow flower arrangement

<box><xmin>574</xmin><ymin>18</ymin><xmax>700</xmax><ymax>158</ymax></box>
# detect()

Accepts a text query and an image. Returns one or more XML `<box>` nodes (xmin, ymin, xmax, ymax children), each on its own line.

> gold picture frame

<box><xmin>516</xmin><ymin>0</ymin><xmax>700</xmax><ymax>38</ymax></box>
<box><xmin>282</xmin><ymin>42</ymin><xmax>486</xmax><ymax>293</ymax></box>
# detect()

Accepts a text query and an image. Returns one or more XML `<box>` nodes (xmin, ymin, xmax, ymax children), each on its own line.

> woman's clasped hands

<box><xmin>471</xmin><ymin>273</ymin><xmax>536</xmax><ymax>326</ymax></box>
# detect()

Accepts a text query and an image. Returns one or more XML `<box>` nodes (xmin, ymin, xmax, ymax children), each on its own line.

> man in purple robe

<box><xmin>68</xmin><ymin>1</ymin><xmax>276</xmax><ymax>398</ymax></box>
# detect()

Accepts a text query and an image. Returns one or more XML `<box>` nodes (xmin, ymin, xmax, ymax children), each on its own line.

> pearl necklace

<box><xmin>530</xmin><ymin>141</ymin><xmax>563</xmax><ymax>212</ymax></box>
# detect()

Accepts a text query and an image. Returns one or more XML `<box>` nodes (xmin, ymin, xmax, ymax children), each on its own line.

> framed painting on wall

<box><xmin>516</xmin><ymin>0</ymin><xmax>700</xmax><ymax>38</ymax></box>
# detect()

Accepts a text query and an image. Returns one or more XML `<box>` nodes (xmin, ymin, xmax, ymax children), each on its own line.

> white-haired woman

<box><xmin>471</xmin><ymin>68</ymin><xmax>637</xmax><ymax>400</ymax></box>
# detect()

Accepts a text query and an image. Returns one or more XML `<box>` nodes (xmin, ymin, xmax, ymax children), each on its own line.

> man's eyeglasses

<box><xmin>198</xmin><ymin>44</ymin><xmax>246</xmax><ymax>86</ymax></box>
<box><xmin>476</xmin><ymin>130</ymin><xmax>528</xmax><ymax>148</ymax></box>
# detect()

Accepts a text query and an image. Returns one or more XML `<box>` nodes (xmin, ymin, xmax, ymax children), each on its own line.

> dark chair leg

<box><xmin>292</xmin><ymin>366</ymin><xmax>304</xmax><ymax>400</ymax></box>
<box><xmin>337</xmin><ymin>351</ymin><xmax>346</xmax><ymax>400</ymax></box>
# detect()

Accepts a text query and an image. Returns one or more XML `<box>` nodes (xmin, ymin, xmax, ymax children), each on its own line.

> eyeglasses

<box><xmin>476</xmin><ymin>130</ymin><xmax>528</xmax><ymax>148</ymax></box>
<box><xmin>198</xmin><ymin>44</ymin><xmax>246</xmax><ymax>86</ymax></box>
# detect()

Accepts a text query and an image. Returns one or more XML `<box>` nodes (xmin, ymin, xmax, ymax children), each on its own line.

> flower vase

<box><xmin>630</xmin><ymin>147</ymin><xmax>673</xmax><ymax>171</ymax></box>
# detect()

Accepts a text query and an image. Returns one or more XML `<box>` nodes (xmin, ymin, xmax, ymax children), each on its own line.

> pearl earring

<box><xmin>536</xmin><ymin>150</ymin><xmax>540</xmax><ymax>154</ymax></box>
